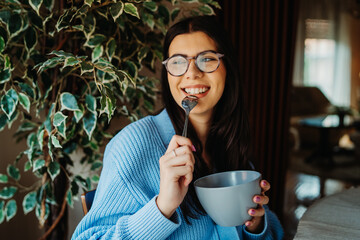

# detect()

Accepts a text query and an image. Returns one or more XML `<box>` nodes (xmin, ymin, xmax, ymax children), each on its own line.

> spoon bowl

<box><xmin>181</xmin><ymin>95</ymin><xmax>198</xmax><ymax>137</ymax></box>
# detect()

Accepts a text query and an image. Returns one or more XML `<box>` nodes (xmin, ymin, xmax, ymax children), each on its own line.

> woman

<box><xmin>72</xmin><ymin>16</ymin><xmax>284</xmax><ymax>240</ymax></box>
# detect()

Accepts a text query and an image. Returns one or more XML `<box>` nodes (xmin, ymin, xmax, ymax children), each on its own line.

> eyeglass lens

<box><xmin>166</xmin><ymin>51</ymin><xmax>222</xmax><ymax>76</ymax></box>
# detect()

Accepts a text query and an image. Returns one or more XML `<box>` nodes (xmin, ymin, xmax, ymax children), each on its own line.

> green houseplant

<box><xmin>0</xmin><ymin>0</ymin><xmax>219</xmax><ymax>239</ymax></box>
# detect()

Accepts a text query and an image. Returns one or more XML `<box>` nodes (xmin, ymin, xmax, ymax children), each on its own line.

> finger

<box><xmin>172</xmin><ymin>146</ymin><xmax>195</xmax><ymax>164</ymax></box>
<box><xmin>161</xmin><ymin>150</ymin><xmax>195</xmax><ymax>167</ymax></box>
<box><xmin>245</xmin><ymin>220</ymin><xmax>252</xmax><ymax>228</ymax></box>
<box><xmin>248</xmin><ymin>207</ymin><xmax>265</xmax><ymax>217</ymax></box>
<box><xmin>169</xmin><ymin>165</ymin><xmax>194</xmax><ymax>182</ymax></box>
<box><xmin>170</xmin><ymin>145</ymin><xmax>194</xmax><ymax>157</ymax></box>
<box><xmin>253</xmin><ymin>195</ymin><xmax>269</xmax><ymax>205</ymax></box>
<box><xmin>184</xmin><ymin>167</ymin><xmax>194</xmax><ymax>186</ymax></box>
<box><xmin>165</xmin><ymin>135</ymin><xmax>193</xmax><ymax>154</ymax></box>
<box><xmin>260</xmin><ymin>180</ymin><xmax>271</xmax><ymax>192</ymax></box>
<box><xmin>161</xmin><ymin>145</ymin><xmax>195</xmax><ymax>163</ymax></box>
<box><xmin>244</xmin><ymin>217</ymin><xmax>261</xmax><ymax>229</ymax></box>
<box><xmin>163</xmin><ymin>154</ymin><xmax>194</xmax><ymax>170</ymax></box>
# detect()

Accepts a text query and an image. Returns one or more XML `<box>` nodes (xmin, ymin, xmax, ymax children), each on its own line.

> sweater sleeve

<box><xmin>71</xmin><ymin>128</ymin><xmax>181</xmax><ymax>240</ymax></box>
<box><xmin>237</xmin><ymin>205</ymin><xmax>284</xmax><ymax>240</ymax></box>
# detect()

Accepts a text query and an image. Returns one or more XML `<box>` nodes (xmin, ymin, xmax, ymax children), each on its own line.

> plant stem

<box><xmin>14</xmin><ymin>180</ymin><xmax>40</xmax><ymax>192</ymax></box>
<box><xmin>70</xmin><ymin>73</ymin><xmax>92</xmax><ymax>94</ymax></box>
<box><xmin>38</xmin><ymin>191</ymin><xmax>68</xmax><ymax>240</ymax></box>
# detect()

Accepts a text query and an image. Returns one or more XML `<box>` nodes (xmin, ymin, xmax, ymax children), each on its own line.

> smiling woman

<box><xmin>72</xmin><ymin>16</ymin><xmax>284</xmax><ymax>240</ymax></box>
<box><xmin>166</xmin><ymin>31</ymin><xmax>226</xmax><ymax>122</ymax></box>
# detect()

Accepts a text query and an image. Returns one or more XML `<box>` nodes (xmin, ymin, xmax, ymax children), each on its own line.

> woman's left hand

<box><xmin>244</xmin><ymin>180</ymin><xmax>270</xmax><ymax>233</ymax></box>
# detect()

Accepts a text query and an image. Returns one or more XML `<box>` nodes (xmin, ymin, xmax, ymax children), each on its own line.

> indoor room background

<box><xmin>1</xmin><ymin>0</ymin><xmax>359</xmax><ymax>239</ymax></box>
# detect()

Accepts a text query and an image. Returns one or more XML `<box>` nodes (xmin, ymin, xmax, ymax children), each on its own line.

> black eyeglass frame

<box><xmin>162</xmin><ymin>50</ymin><xmax>225</xmax><ymax>77</ymax></box>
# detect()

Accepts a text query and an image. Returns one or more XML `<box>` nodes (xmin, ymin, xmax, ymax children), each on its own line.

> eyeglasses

<box><xmin>162</xmin><ymin>50</ymin><xmax>224</xmax><ymax>77</ymax></box>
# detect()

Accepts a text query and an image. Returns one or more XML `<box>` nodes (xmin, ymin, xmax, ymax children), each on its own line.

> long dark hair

<box><xmin>161</xmin><ymin>16</ymin><xmax>252</xmax><ymax>223</ymax></box>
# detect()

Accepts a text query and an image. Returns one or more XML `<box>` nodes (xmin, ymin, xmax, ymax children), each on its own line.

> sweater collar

<box><xmin>153</xmin><ymin>109</ymin><xmax>175</xmax><ymax>148</ymax></box>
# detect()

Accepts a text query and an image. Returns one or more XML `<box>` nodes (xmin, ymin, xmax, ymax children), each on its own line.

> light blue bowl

<box><xmin>194</xmin><ymin>170</ymin><xmax>261</xmax><ymax>227</ymax></box>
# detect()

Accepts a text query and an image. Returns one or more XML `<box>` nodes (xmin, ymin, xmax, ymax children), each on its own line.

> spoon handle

<box><xmin>182</xmin><ymin>111</ymin><xmax>189</xmax><ymax>138</ymax></box>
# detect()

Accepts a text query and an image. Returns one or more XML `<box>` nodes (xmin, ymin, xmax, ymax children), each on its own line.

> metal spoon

<box><xmin>181</xmin><ymin>95</ymin><xmax>198</xmax><ymax>137</ymax></box>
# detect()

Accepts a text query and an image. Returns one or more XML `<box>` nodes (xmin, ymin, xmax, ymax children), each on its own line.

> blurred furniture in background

<box><xmin>294</xmin><ymin>187</ymin><xmax>360</xmax><ymax>240</ymax></box>
<box><xmin>349</xmin><ymin>121</ymin><xmax>360</xmax><ymax>159</ymax></box>
<box><xmin>289</xmin><ymin>86</ymin><xmax>360</xmax><ymax>197</ymax></box>
<box><xmin>81</xmin><ymin>189</ymin><xmax>96</xmax><ymax>215</ymax></box>
<box><xmin>290</xmin><ymin>86</ymin><xmax>332</xmax><ymax>118</ymax></box>
<box><xmin>299</xmin><ymin>114</ymin><xmax>354</xmax><ymax>166</ymax></box>
<box><xmin>289</xmin><ymin>86</ymin><xmax>346</xmax><ymax>150</ymax></box>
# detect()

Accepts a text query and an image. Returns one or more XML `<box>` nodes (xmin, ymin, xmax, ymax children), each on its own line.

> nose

<box><xmin>184</xmin><ymin>59</ymin><xmax>203</xmax><ymax>79</ymax></box>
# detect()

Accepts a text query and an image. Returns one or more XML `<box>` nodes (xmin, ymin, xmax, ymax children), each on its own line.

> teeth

<box><xmin>184</xmin><ymin>87</ymin><xmax>209</xmax><ymax>94</ymax></box>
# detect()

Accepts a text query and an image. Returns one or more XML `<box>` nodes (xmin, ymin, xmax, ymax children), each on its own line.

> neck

<box><xmin>189</xmin><ymin>112</ymin><xmax>212</xmax><ymax>169</ymax></box>
<box><xmin>189</xmin><ymin>113</ymin><xmax>211</xmax><ymax>145</ymax></box>
<box><xmin>189</xmin><ymin>111</ymin><xmax>212</xmax><ymax>167</ymax></box>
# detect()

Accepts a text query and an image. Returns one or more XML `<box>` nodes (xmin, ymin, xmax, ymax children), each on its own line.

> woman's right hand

<box><xmin>156</xmin><ymin>135</ymin><xmax>195</xmax><ymax>219</ymax></box>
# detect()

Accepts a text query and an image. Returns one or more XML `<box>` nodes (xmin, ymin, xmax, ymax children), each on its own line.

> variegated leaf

<box><xmin>51</xmin><ymin>135</ymin><xmax>62</xmax><ymax>148</ymax></box>
<box><xmin>82</xmin><ymin>111</ymin><xmax>97</xmax><ymax>140</ymax></box>
<box><xmin>23</xmin><ymin>191</ymin><xmax>36</xmax><ymax>214</ymax></box>
<box><xmin>24</xmin><ymin>27</ymin><xmax>37</xmax><ymax>55</ymax></box>
<box><xmin>18</xmin><ymin>93</ymin><xmax>31</xmax><ymax>113</ymax></box>
<box><xmin>60</xmin><ymin>92</ymin><xmax>80</xmax><ymax>111</ymax></box>
<box><xmin>106</xmin><ymin>38</ymin><xmax>116</xmax><ymax>61</ymax></box>
<box><xmin>92</xmin><ymin>45</ymin><xmax>103</xmax><ymax>62</ymax></box>
<box><xmin>53</xmin><ymin>111</ymin><xmax>67</xmax><ymax>127</ymax></box>
<box><xmin>29</xmin><ymin>0</ymin><xmax>43</xmax><ymax>16</ymax></box>
<box><xmin>32</xmin><ymin>159</ymin><xmax>45</xmax><ymax>172</ymax></box>
<box><xmin>124</xmin><ymin>3</ymin><xmax>140</xmax><ymax>19</ymax></box>
<box><xmin>47</xmin><ymin>161</ymin><xmax>60</xmax><ymax>180</ymax></box>
<box><xmin>5</xmin><ymin>199</ymin><xmax>17</xmax><ymax>221</ymax></box>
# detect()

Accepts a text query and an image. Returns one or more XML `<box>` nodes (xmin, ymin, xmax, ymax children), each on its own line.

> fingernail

<box><xmin>262</xmin><ymin>181</ymin><xmax>267</xmax><ymax>186</ymax></box>
<box><xmin>245</xmin><ymin>222</ymin><xmax>251</xmax><ymax>227</ymax></box>
<box><xmin>191</xmin><ymin>145</ymin><xmax>196</xmax><ymax>152</ymax></box>
<box><xmin>250</xmin><ymin>209</ymin><xmax>256</xmax><ymax>215</ymax></box>
<box><xmin>255</xmin><ymin>196</ymin><xmax>261</xmax><ymax>202</ymax></box>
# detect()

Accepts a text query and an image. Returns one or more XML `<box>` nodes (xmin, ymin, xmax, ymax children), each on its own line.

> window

<box><xmin>293</xmin><ymin>0</ymin><xmax>351</xmax><ymax>107</ymax></box>
<box><xmin>303</xmin><ymin>19</ymin><xmax>337</xmax><ymax>102</ymax></box>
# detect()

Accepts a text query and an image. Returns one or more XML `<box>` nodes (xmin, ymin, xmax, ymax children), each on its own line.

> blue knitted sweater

<box><xmin>72</xmin><ymin>109</ymin><xmax>284</xmax><ymax>240</ymax></box>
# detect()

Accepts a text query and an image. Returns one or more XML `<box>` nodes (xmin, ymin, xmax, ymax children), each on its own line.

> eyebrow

<box><xmin>169</xmin><ymin>50</ymin><xmax>217</xmax><ymax>57</ymax></box>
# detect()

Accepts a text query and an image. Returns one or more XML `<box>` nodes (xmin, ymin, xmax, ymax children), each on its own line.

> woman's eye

<box><xmin>171</xmin><ymin>58</ymin><xmax>186</xmax><ymax>65</ymax></box>
<box><xmin>200</xmin><ymin>57</ymin><xmax>216</xmax><ymax>62</ymax></box>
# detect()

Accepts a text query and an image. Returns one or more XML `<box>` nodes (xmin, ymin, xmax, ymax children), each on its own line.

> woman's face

<box><xmin>167</xmin><ymin>31</ymin><xmax>226</xmax><ymax>119</ymax></box>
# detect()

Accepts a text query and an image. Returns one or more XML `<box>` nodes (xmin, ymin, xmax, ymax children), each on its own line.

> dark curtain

<box><xmin>217</xmin><ymin>0</ymin><xmax>299</xmax><ymax>220</ymax></box>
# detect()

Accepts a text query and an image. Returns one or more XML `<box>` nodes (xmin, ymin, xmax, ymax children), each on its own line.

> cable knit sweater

<box><xmin>72</xmin><ymin>109</ymin><xmax>284</xmax><ymax>240</ymax></box>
